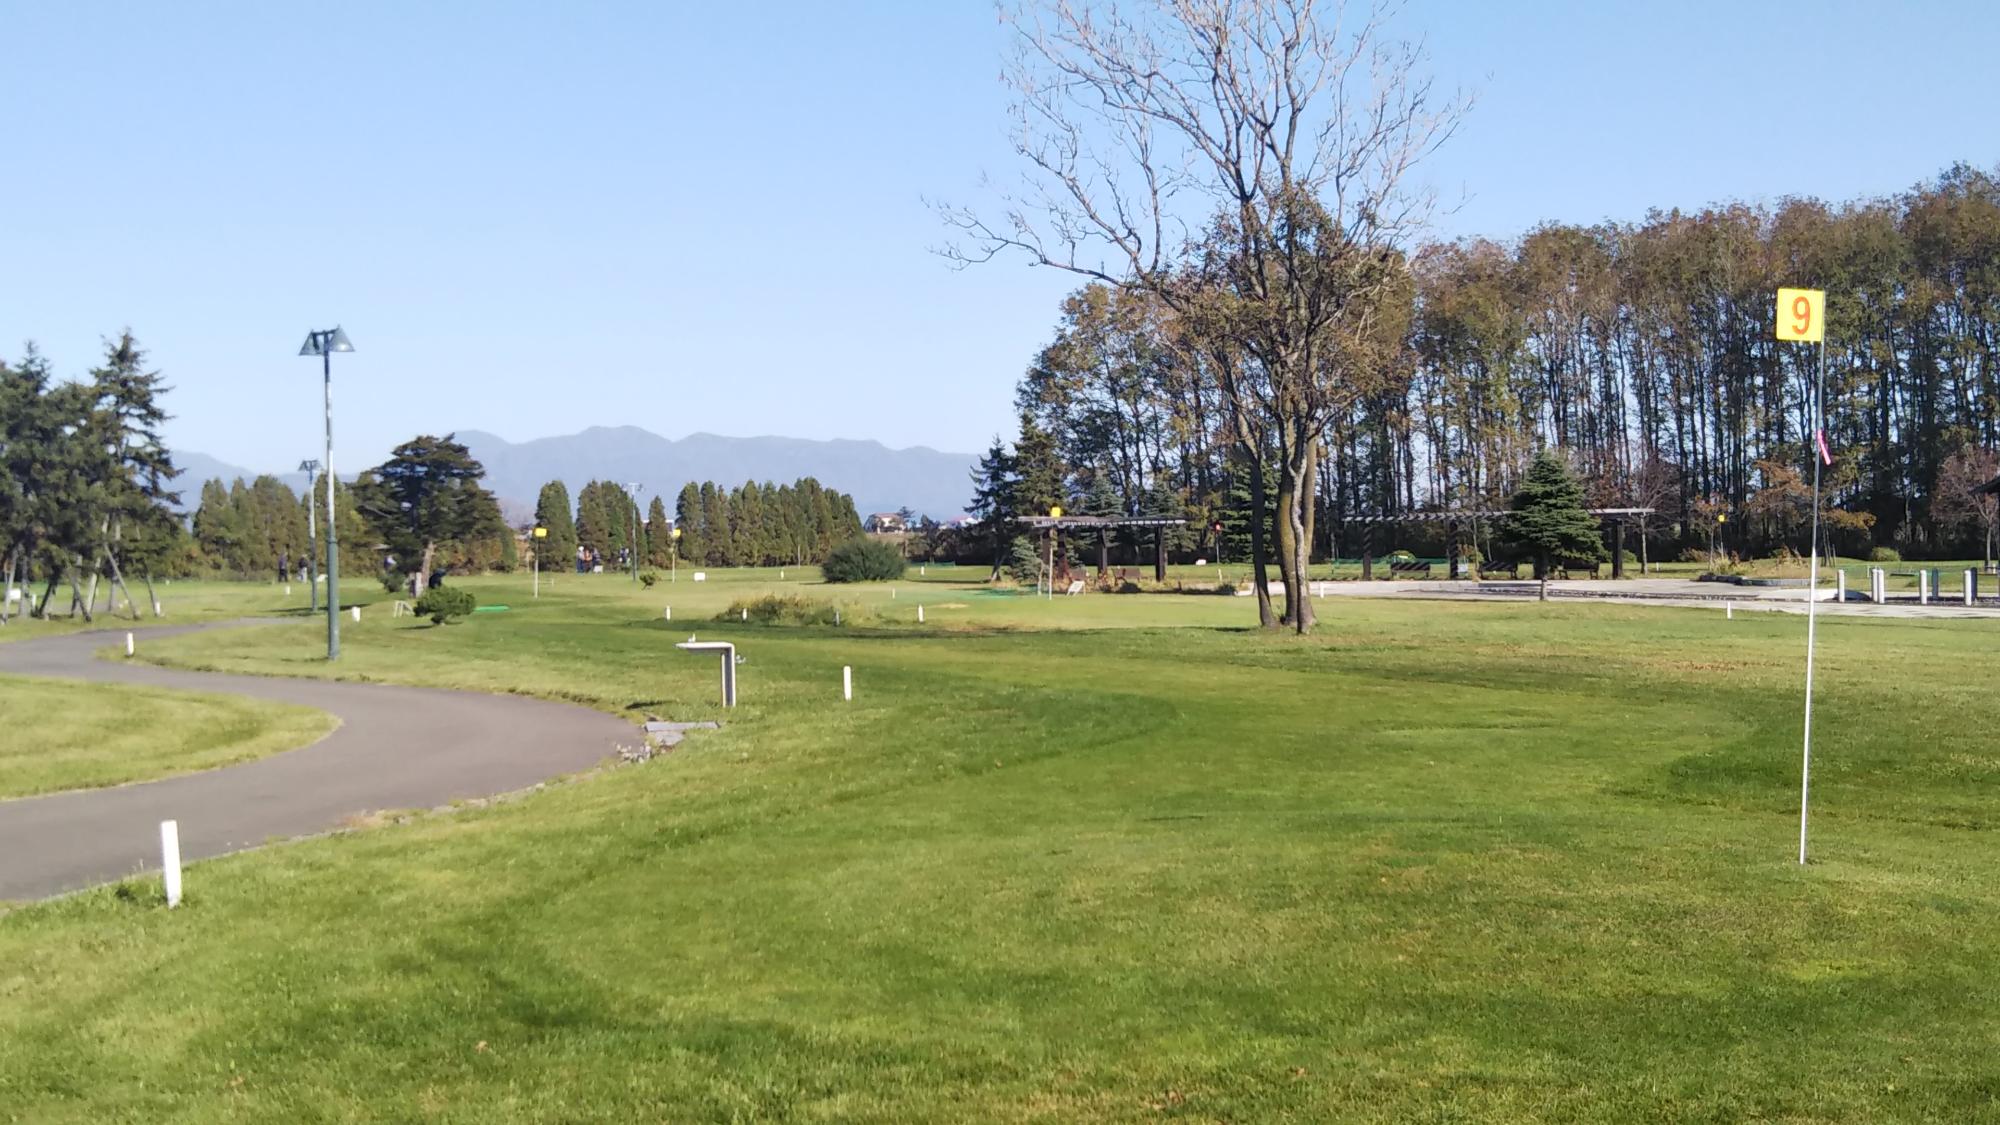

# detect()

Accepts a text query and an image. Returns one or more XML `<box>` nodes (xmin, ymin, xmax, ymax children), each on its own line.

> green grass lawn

<box><xmin>0</xmin><ymin>676</ymin><xmax>338</xmax><ymax>799</ymax></box>
<box><xmin>5</xmin><ymin>574</ymin><xmax>2000</xmax><ymax>1120</ymax></box>
<box><xmin>0</xmin><ymin>576</ymin><xmax>400</xmax><ymax>644</ymax></box>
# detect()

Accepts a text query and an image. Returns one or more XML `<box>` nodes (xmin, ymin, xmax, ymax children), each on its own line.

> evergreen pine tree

<box><xmin>1506</xmin><ymin>448</ymin><xmax>1606</xmax><ymax>601</ymax></box>
<box><xmin>534</xmin><ymin>481</ymin><xmax>579</xmax><ymax>570</ymax></box>
<box><xmin>968</xmin><ymin>436</ymin><xmax>1019</xmax><ymax>578</ymax></box>
<box><xmin>646</xmin><ymin>495</ymin><xmax>671</xmax><ymax>566</ymax></box>
<box><xmin>674</xmin><ymin>482</ymin><xmax>705</xmax><ymax>567</ymax></box>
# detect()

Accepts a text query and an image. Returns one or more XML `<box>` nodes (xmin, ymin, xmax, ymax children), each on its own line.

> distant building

<box><xmin>865</xmin><ymin>512</ymin><xmax>908</xmax><ymax>533</ymax></box>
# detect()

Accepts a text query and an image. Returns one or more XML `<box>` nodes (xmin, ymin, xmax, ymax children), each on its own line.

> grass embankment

<box><xmin>4</xmin><ymin>572</ymin><xmax>2000</xmax><ymax>1120</ymax></box>
<box><xmin>0</xmin><ymin>676</ymin><xmax>337</xmax><ymax>798</ymax></box>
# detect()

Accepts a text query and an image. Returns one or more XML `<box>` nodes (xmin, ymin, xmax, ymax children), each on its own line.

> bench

<box><xmin>1388</xmin><ymin>560</ymin><xmax>1432</xmax><ymax>578</ymax></box>
<box><xmin>1478</xmin><ymin>562</ymin><xmax>1519</xmax><ymax>579</ymax></box>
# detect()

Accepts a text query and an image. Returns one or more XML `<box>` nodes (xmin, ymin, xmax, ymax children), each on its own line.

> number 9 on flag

<box><xmin>1776</xmin><ymin>287</ymin><xmax>1825</xmax><ymax>342</ymax></box>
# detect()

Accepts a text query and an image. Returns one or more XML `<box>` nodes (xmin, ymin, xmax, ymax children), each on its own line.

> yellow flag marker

<box><xmin>1776</xmin><ymin>287</ymin><xmax>1825</xmax><ymax>342</ymax></box>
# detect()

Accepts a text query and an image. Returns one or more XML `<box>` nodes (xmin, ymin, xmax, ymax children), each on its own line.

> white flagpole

<box><xmin>1799</xmin><ymin>333</ymin><xmax>1826</xmax><ymax>865</ymax></box>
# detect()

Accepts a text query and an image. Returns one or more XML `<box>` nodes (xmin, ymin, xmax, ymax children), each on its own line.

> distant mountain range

<box><xmin>171</xmin><ymin>427</ymin><xmax>979</xmax><ymax>521</ymax></box>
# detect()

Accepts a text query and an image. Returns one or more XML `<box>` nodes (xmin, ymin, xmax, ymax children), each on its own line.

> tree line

<box><xmin>534</xmin><ymin>477</ymin><xmax>865</xmax><ymax>573</ymax></box>
<box><xmin>983</xmin><ymin>164</ymin><xmax>2000</xmax><ymax>587</ymax></box>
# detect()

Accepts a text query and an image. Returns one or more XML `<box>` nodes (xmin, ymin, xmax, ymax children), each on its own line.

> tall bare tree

<box><xmin>943</xmin><ymin>0</ymin><xmax>1464</xmax><ymax>631</ymax></box>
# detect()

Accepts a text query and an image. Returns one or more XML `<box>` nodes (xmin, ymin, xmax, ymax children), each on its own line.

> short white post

<box><xmin>834</xmin><ymin>608</ymin><xmax>841</xmax><ymax>626</ymax></box>
<box><xmin>153</xmin><ymin>600</ymin><xmax>163</xmax><ymax>615</ymax></box>
<box><xmin>160</xmin><ymin>819</ymin><xmax>182</xmax><ymax>908</ymax></box>
<box><xmin>1919</xmin><ymin>570</ymin><xmax>1931</xmax><ymax>605</ymax></box>
<box><xmin>842</xmin><ymin>665</ymin><xmax>852</xmax><ymax>701</ymax></box>
<box><xmin>1966</xmin><ymin>569</ymin><xmax>1977</xmax><ymax>605</ymax></box>
<box><xmin>125</xmin><ymin>632</ymin><xmax>135</xmax><ymax>657</ymax></box>
<box><xmin>663</xmin><ymin>605</ymin><xmax>672</xmax><ymax>620</ymax></box>
<box><xmin>921</xmin><ymin>565</ymin><xmax>926</xmax><ymax>576</ymax></box>
<box><xmin>917</xmin><ymin>605</ymin><xmax>925</xmax><ymax>623</ymax></box>
<box><xmin>741</xmin><ymin>608</ymin><xmax>748</xmax><ymax>621</ymax></box>
<box><xmin>1836</xmin><ymin>570</ymin><xmax>1846</xmax><ymax>602</ymax></box>
<box><xmin>780</xmin><ymin>569</ymin><xmax>785</xmax><ymax>579</ymax></box>
<box><xmin>284</xmin><ymin>584</ymin><xmax>291</xmax><ymax>596</ymax></box>
<box><xmin>890</xmin><ymin>587</ymin><xmax>896</xmax><ymax>599</ymax></box>
<box><xmin>1726</xmin><ymin>601</ymin><xmax>1733</xmax><ymax>620</ymax></box>
<box><xmin>1871</xmin><ymin>567</ymin><xmax>1886</xmax><ymax>603</ymax></box>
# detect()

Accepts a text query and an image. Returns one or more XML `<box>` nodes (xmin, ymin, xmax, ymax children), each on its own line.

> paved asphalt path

<box><xmin>0</xmin><ymin>623</ymin><xmax>639</xmax><ymax>901</ymax></box>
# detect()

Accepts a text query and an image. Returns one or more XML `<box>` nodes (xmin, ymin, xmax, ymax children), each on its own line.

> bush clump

<box><xmin>1869</xmin><ymin>546</ymin><xmax>1901</xmax><ymax>563</ymax></box>
<box><xmin>639</xmin><ymin>570</ymin><xmax>660</xmax><ymax>588</ymax></box>
<box><xmin>717</xmin><ymin>594</ymin><xmax>854</xmax><ymax>626</ymax></box>
<box><xmin>821</xmin><ymin>538</ymin><xmax>906</xmax><ymax>583</ymax></box>
<box><xmin>413</xmin><ymin>585</ymin><xmax>476</xmax><ymax>625</ymax></box>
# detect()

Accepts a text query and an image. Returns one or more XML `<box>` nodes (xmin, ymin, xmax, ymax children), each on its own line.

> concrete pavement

<box><xmin>0</xmin><ymin>624</ymin><xmax>639</xmax><ymax>901</ymax></box>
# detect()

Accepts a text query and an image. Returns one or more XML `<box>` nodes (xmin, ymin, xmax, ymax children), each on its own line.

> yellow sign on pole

<box><xmin>1776</xmin><ymin>287</ymin><xmax>1825</xmax><ymax>342</ymax></box>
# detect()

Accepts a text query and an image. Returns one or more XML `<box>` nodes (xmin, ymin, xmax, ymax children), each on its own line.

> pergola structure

<box><xmin>1019</xmin><ymin>515</ymin><xmax>1189</xmax><ymax>583</ymax></box>
<box><xmin>1344</xmin><ymin>507</ymin><xmax>1656</xmax><ymax>580</ymax></box>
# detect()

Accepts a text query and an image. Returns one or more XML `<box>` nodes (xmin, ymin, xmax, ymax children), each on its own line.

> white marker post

<box><xmin>1836</xmin><ymin>570</ymin><xmax>1845</xmax><ymax>602</ymax></box>
<box><xmin>1966</xmin><ymin>569</ymin><xmax>1977</xmax><ymax>606</ymax></box>
<box><xmin>917</xmin><ymin>605</ymin><xmax>925</xmax><ymax>623</ymax></box>
<box><xmin>842</xmin><ymin>665</ymin><xmax>852</xmax><ymax>701</ymax></box>
<box><xmin>663</xmin><ymin>605</ymin><xmax>672</xmax><ymax>621</ymax></box>
<box><xmin>160</xmin><ymin>819</ymin><xmax>183</xmax><ymax>907</ymax></box>
<box><xmin>1919</xmin><ymin>570</ymin><xmax>1930</xmax><ymax>605</ymax></box>
<box><xmin>1726</xmin><ymin>601</ymin><xmax>1733</xmax><ymax>620</ymax></box>
<box><xmin>1778</xmin><ymin>287</ymin><xmax>1827</xmax><ymax>866</ymax></box>
<box><xmin>125</xmin><ymin>632</ymin><xmax>135</xmax><ymax>657</ymax></box>
<box><xmin>351</xmin><ymin>605</ymin><xmax>361</xmax><ymax>622</ymax></box>
<box><xmin>741</xmin><ymin>608</ymin><xmax>747</xmax><ymax>621</ymax></box>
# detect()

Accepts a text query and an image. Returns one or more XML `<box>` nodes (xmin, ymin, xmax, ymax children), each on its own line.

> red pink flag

<box><xmin>1814</xmin><ymin>429</ymin><xmax>1833</xmax><ymax>466</ymax></box>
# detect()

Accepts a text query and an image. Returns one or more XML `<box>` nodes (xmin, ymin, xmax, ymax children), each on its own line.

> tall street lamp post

<box><xmin>299</xmin><ymin>459</ymin><xmax>322</xmax><ymax>611</ymax></box>
<box><xmin>299</xmin><ymin>326</ymin><xmax>353</xmax><ymax>661</ymax></box>
<box><xmin>624</xmin><ymin>482</ymin><xmax>643</xmax><ymax>584</ymax></box>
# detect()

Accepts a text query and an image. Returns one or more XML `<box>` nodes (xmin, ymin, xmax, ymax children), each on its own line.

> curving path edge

<box><xmin>0</xmin><ymin>622</ymin><xmax>638</xmax><ymax>901</ymax></box>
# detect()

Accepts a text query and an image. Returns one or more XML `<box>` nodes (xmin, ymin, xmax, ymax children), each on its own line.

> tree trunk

<box><xmin>1538</xmin><ymin>552</ymin><xmax>1550</xmax><ymax>602</ymax></box>
<box><xmin>1242</xmin><ymin>445</ymin><xmax>1277</xmax><ymax>629</ymax></box>
<box><xmin>36</xmin><ymin>573</ymin><xmax>59</xmax><ymax>618</ymax></box>
<box><xmin>1275</xmin><ymin>467</ymin><xmax>1298</xmax><ymax>626</ymax></box>
<box><xmin>102</xmin><ymin>543</ymin><xmax>141</xmax><ymax>621</ymax></box>
<box><xmin>1274</xmin><ymin>424</ymin><xmax>1317</xmax><ymax>635</ymax></box>
<box><xmin>416</xmin><ymin>542</ymin><xmax>438</xmax><ymax>598</ymax></box>
<box><xmin>142</xmin><ymin>569</ymin><xmax>161</xmax><ymax>617</ymax></box>
<box><xmin>68</xmin><ymin>566</ymin><xmax>93</xmax><ymax>623</ymax></box>
<box><xmin>0</xmin><ymin>550</ymin><xmax>14</xmax><ymax>625</ymax></box>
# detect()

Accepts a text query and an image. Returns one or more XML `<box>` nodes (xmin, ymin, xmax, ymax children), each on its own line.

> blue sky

<box><xmin>3</xmin><ymin>1</ymin><xmax>1993</xmax><ymax>472</ymax></box>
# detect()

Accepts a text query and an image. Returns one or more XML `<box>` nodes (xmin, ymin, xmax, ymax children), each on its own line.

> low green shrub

<box><xmin>1870</xmin><ymin>546</ymin><xmax>1901</xmax><ymax>563</ymax></box>
<box><xmin>639</xmin><ymin>571</ymin><xmax>660</xmax><ymax>588</ymax></box>
<box><xmin>821</xmin><ymin>539</ymin><xmax>907</xmax><ymax>583</ymax></box>
<box><xmin>717</xmin><ymin>594</ymin><xmax>856</xmax><ymax>626</ymax></box>
<box><xmin>413</xmin><ymin>586</ymin><xmax>476</xmax><ymax>625</ymax></box>
<box><xmin>1004</xmin><ymin>537</ymin><xmax>1042</xmax><ymax>586</ymax></box>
